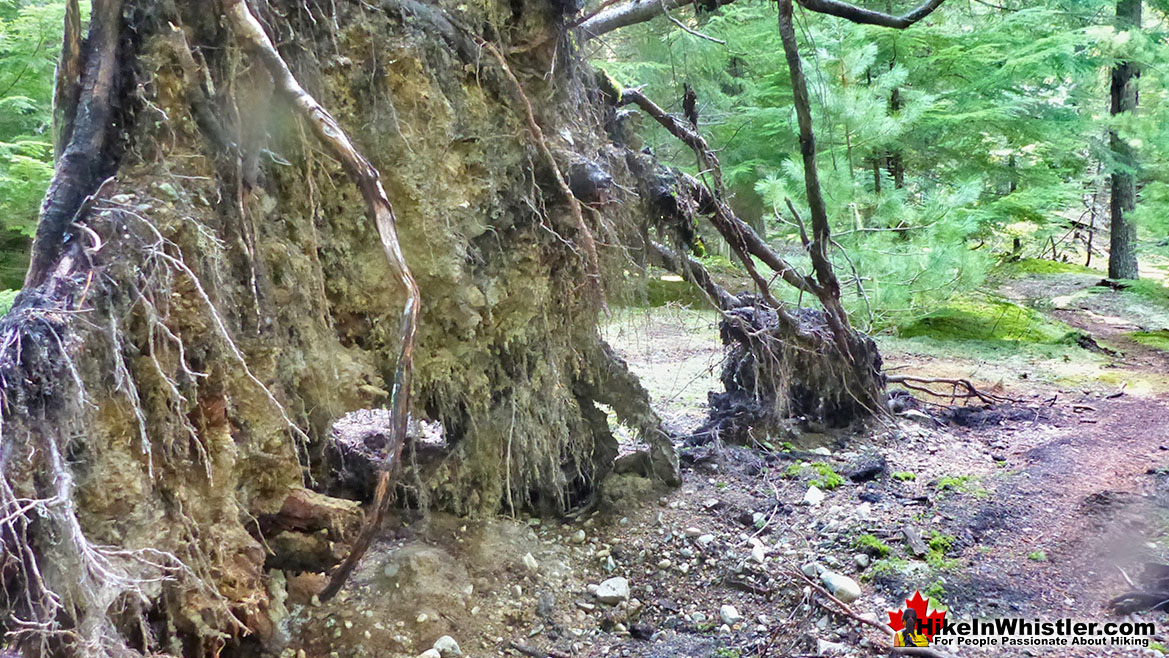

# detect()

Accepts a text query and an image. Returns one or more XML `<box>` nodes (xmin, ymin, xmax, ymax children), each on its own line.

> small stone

<box><xmin>810</xmin><ymin>447</ymin><xmax>832</xmax><ymax>456</ymax></box>
<box><xmin>703</xmin><ymin>498</ymin><xmax>721</xmax><ymax>509</ymax></box>
<box><xmin>697</xmin><ymin>534</ymin><xmax>715</xmax><ymax>546</ymax></box>
<box><xmin>854</xmin><ymin>553</ymin><xmax>871</xmax><ymax>569</ymax></box>
<box><xmin>902</xmin><ymin>526</ymin><xmax>929</xmax><ymax>557</ymax></box>
<box><xmin>570</xmin><ymin>529</ymin><xmax>587</xmax><ymax>544</ymax></box>
<box><xmin>750</xmin><ymin>540</ymin><xmax>766</xmax><ymax>564</ymax></box>
<box><xmin>846</xmin><ymin>454</ymin><xmax>886</xmax><ymax>482</ymax></box>
<box><xmin>718</xmin><ymin>624</ymin><xmax>731</xmax><ymax>634</ymax></box>
<box><xmin>537</xmin><ymin>591</ymin><xmax>555</xmax><ymax>617</ymax></box>
<box><xmin>433</xmin><ymin>636</ymin><xmax>462</xmax><ymax>657</ymax></box>
<box><xmin>594</xmin><ymin>577</ymin><xmax>630</xmax><ymax>604</ymax></box>
<box><xmin>511</xmin><ymin>585</ymin><xmax>523</xmax><ymax>598</ymax></box>
<box><xmin>692</xmin><ymin>612</ymin><xmax>708</xmax><ymax>624</ymax></box>
<box><xmin>417</xmin><ymin>612</ymin><xmax>429</xmax><ymax>623</ymax></box>
<box><xmin>684</xmin><ymin>527</ymin><xmax>703</xmax><ymax>538</ymax></box>
<box><xmin>417</xmin><ymin>651</ymin><xmax>441</xmax><ymax>658</ymax></box>
<box><xmin>820</xmin><ymin>571</ymin><xmax>861</xmax><ymax>603</ymax></box>
<box><xmin>817</xmin><ymin>639</ymin><xmax>847</xmax><ymax>655</ymax></box>
<box><xmin>657</xmin><ymin>559</ymin><xmax>672</xmax><ymax>569</ymax></box>
<box><xmin>719</xmin><ymin>604</ymin><xmax>742</xmax><ymax>625</ymax></box>
<box><xmin>803</xmin><ymin>486</ymin><xmax>826</xmax><ymax>506</ymax></box>
<box><xmin>677</xmin><ymin>563</ymin><xmax>690</xmax><ymax>574</ymax></box>
<box><xmin>522</xmin><ymin>552</ymin><xmax>539</xmax><ymax>571</ymax></box>
<box><xmin>802</xmin><ymin>562</ymin><xmax>822</xmax><ymax>578</ymax></box>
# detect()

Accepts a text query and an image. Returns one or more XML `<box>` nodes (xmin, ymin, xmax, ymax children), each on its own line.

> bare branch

<box><xmin>578</xmin><ymin>0</ymin><xmax>733</xmax><ymax>38</ymax></box>
<box><xmin>795</xmin><ymin>0</ymin><xmax>946</xmax><ymax>28</ymax></box>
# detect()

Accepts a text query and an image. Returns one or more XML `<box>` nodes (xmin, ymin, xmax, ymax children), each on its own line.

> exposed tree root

<box><xmin>220</xmin><ymin>0</ymin><xmax>421</xmax><ymax>602</ymax></box>
<box><xmin>887</xmin><ymin>374</ymin><xmax>1018</xmax><ymax>406</ymax></box>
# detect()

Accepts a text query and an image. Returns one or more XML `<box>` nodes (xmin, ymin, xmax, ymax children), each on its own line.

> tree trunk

<box><xmin>1</xmin><ymin>1</ymin><xmax>679</xmax><ymax>654</ymax></box>
<box><xmin>887</xmin><ymin>88</ymin><xmax>906</xmax><ymax>189</ymax></box>
<box><xmin>1109</xmin><ymin>0</ymin><xmax>1141</xmax><ymax>280</ymax></box>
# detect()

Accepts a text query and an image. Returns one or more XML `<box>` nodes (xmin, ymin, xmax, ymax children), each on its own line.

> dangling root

<box><xmin>220</xmin><ymin>0</ymin><xmax>421</xmax><ymax>601</ymax></box>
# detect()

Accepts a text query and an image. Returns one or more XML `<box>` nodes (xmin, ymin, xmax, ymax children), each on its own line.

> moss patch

<box><xmin>898</xmin><ymin>297</ymin><xmax>1078</xmax><ymax>344</ymax></box>
<box><xmin>999</xmin><ymin>258</ymin><xmax>1098</xmax><ymax>277</ymax></box>
<box><xmin>1128</xmin><ymin>330</ymin><xmax>1169</xmax><ymax>351</ymax></box>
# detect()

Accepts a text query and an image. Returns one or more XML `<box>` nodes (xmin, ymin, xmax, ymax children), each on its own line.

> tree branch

<box><xmin>221</xmin><ymin>0</ymin><xmax>421</xmax><ymax>602</ymax></box>
<box><xmin>578</xmin><ymin>0</ymin><xmax>733</xmax><ymax>38</ymax></box>
<box><xmin>795</xmin><ymin>0</ymin><xmax>946</xmax><ymax>28</ymax></box>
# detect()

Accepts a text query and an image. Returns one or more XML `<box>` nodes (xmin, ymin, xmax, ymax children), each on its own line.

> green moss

<box><xmin>892</xmin><ymin>471</ymin><xmax>916</xmax><ymax>482</ymax></box>
<box><xmin>1027</xmin><ymin>550</ymin><xmax>1047</xmax><ymax>562</ymax></box>
<box><xmin>784</xmin><ymin>462</ymin><xmax>804</xmax><ymax>478</ymax></box>
<box><xmin>999</xmin><ymin>258</ymin><xmax>1097</xmax><ymax>276</ymax></box>
<box><xmin>645</xmin><ymin>273</ymin><xmax>708</xmax><ymax>307</ymax></box>
<box><xmin>1110</xmin><ymin>279</ymin><xmax>1169</xmax><ymax>307</ymax></box>
<box><xmin>1149</xmin><ymin>640</ymin><xmax>1167</xmax><ymax>654</ymax></box>
<box><xmin>898</xmin><ymin>297</ymin><xmax>1079</xmax><ymax>344</ymax></box>
<box><xmin>0</xmin><ymin>289</ymin><xmax>17</xmax><ymax>315</ymax></box>
<box><xmin>1128</xmin><ymin>330</ymin><xmax>1169</xmax><ymax>351</ymax></box>
<box><xmin>865</xmin><ymin>556</ymin><xmax>910</xmax><ymax>581</ymax></box>
<box><xmin>810</xmin><ymin>462</ymin><xmax>844</xmax><ymax>490</ymax></box>
<box><xmin>924</xmin><ymin>580</ymin><xmax>948</xmax><ymax>605</ymax></box>
<box><xmin>713</xmin><ymin>649</ymin><xmax>740</xmax><ymax>658</ymax></box>
<box><xmin>929</xmin><ymin>531</ymin><xmax>956</xmax><ymax>554</ymax></box>
<box><xmin>856</xmin><ymin>533</ymin><xmax>892</xmax><ymax>557</ymax></box>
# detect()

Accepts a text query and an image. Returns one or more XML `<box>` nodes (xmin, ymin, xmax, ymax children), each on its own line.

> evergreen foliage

<box><xmin>596</xmin><ymin>0</ymin><xmax>1169</xmax><ymax>325</ymax></box>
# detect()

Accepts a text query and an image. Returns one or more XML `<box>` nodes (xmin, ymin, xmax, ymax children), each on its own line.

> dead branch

<box><xmin>886</xmin><ymin>374</ymin><xmax>1016</xmax><ymax>405</ymax></box>
<box><xmin>52</xmin><ymin>0</ymin><xmax>82</xmax><ymax>158</ymax></box>
<box><xmin>796</xmin><ymin>0</ymin><xmax>946</xmax><ymax>28</ymax></box>
<box><xmin>787</xmin><ymin>565</ymin><xmax>957</xmax><ymax>658</ymax></box>
<box><xmin>578</xmin><ymin>0</ymin><xmax>734</xmax><ymax>37</ymax></box>
<box><xmin>621</xmin><ymin>88</ymin><xmax>817</xmax><ymax>299</ymax></box>
<box><xmin>221</xmin><ymin>0</ymin><xmax>421</xmax><ymax>601</ymax></box>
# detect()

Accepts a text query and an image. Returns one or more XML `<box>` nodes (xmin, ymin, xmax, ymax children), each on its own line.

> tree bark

<box><xmin>1108</xmin><ymin>0</ymin><xmax>1141</xmax><ymax>280</ymax></box>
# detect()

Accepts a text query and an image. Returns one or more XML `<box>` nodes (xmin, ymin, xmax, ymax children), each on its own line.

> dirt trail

<box><xmin>283</xmin><ymin>276</ymin><xmax>1169</xmax><ymax>658</ymax></box>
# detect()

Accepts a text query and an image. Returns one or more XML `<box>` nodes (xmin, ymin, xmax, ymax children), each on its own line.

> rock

<box><xmin>749</xmin><ymin>539</ymin><xmax>766</xmax><ymax>563</ymax></box>
<box><xmin>858</xmin><ymin>488</ymin><xmax>882</xmax><ymax>503</ymax></box>
<box><xmin>433</xmin><ymin>636</ymin><xmax>462</xmax><ymax>657</ymax></box>
<box><xmin>801</xmin><ymin>561</ymin><xmax>822</xmax><ymax>578</ymax></box>
<box><xmin>570</xmin><ymin>529</ymin><xmax>587</xmax><ymax>544</ymax></box>
<box><xmin>820</xmin><ymin>571</ymin><xmax>861</xmax><ymax>603</ymax></box>
<box><xmin>594</xmin><ymin>577</ymin><xmax>630</xmax><ymax>604</ymax></box>
<box><xmin>702</xmin><ymin>498</ymin><xmax>722</xmax><ymax>509</ymax></box>
<box><xmin>810</xmin><ymin>447</ymin><xmax>832</xmax><ymax>456</ymax></box>
<box><xmin>537</xmin><ymin>591</ymin><xmax>555</xmax><ymax>617</ymax></box>
<box><xmin>629</xmin><ymin>623</ymin><xmax>655</xmax><ymax>640</ymax></box>
<box><xmin>846</xmin><ymin>454</ymin><xmax>886</xmax><ymax>482</ymax></box>
<box><xmin>719</xmin><ymin>604</ymin><xmax>742</xmax><ymax>625</ymax></box>
<box><xmin>522</xmin><ymin>552</ymin><xmax>539</xmax><ymax>571</ymax></box>
<box><xmin>417</xmin><ymin>651</ymin><xmax>441</xmax><ymax>658</ymax></box>
<box><xmin>902</xmin><ymin>526</ymin><xmax>929</xmax><ymax>557</ymax></box>
<box><xmin>657</xmin><ymin>559</ymin><xmax>672</xmax><ymax>569</ymax></box>
<box><xmin>697</xmin><ymin>534</ymin><xmax>716</xmax><ymax>546</ymax></box>
<box><xmin>684</xmin><ymin>527</ymin><xmax>703</xmax><ymax>538</ymax></box>
<box><xmin>817</xmin><ymin>639</ymin><xmax>848</xmax><ymax>655</ymax></box>
<box><xmin>854</xmin><ymin>553</ymin><xmax>871</xmax><ymax>569</ymax></box>
<box><xmin>803</xmin><ymin>486</ymin><xmax>826</xmax><ymax>506</ymax></box>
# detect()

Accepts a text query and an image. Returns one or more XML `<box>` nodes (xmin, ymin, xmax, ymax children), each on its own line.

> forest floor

<box><xmin>282</xmin><ymin>264</ymin><xmax>1169</xmax><ymax>658</ymax></box>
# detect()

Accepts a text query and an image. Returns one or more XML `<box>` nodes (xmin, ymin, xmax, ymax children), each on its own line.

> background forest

<box><xmin>6</xmin><ymin>0</ymin><xmax>1169</xmax><ymax>324</ymax></box>
<box><xmin>594</xmin><ymin>0</ymin><xmax>1169</xmax><ymax>328</ymax></box>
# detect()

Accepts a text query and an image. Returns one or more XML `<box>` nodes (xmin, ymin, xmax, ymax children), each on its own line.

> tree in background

<box><xmin>0</xmin><ymin>1</ymin><xmax>63</xmax><ymax>292</ymax></box>
<box><xmin>1109</xmin><ymin>0</ymin><xmax>1142</xmax><ymax>280</ymax></box>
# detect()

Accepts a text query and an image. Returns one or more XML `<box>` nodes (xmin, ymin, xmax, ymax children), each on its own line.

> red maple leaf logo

<box><xmin>888</xmin><ymin>591</ymin><xmax>947</xmax><ymax>641</ymax></box>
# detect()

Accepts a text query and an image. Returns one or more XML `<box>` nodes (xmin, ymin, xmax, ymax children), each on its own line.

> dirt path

<box><xmin>284</xmin><ymin>276</ymin><xmax>1169</xmax><ymax>658</ymax></box>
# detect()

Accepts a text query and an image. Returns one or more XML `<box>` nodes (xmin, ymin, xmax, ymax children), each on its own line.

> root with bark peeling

<box><xmin>221</xmin><ymin>0</ymin><xmax>420</xmax><ymax>601</ymax></box>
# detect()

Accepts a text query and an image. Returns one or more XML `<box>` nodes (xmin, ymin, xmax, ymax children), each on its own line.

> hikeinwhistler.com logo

<box><xmin>889</xmin><ymin>591</ymin><xmax>1155</xmax><ymax>649</ymax></box>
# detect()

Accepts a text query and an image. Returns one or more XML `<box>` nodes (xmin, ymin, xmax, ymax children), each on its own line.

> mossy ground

<box><xmin>897</xmin><ymin>296</ymin><xmax>1079</xmax><ymax>345</ymax></box>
